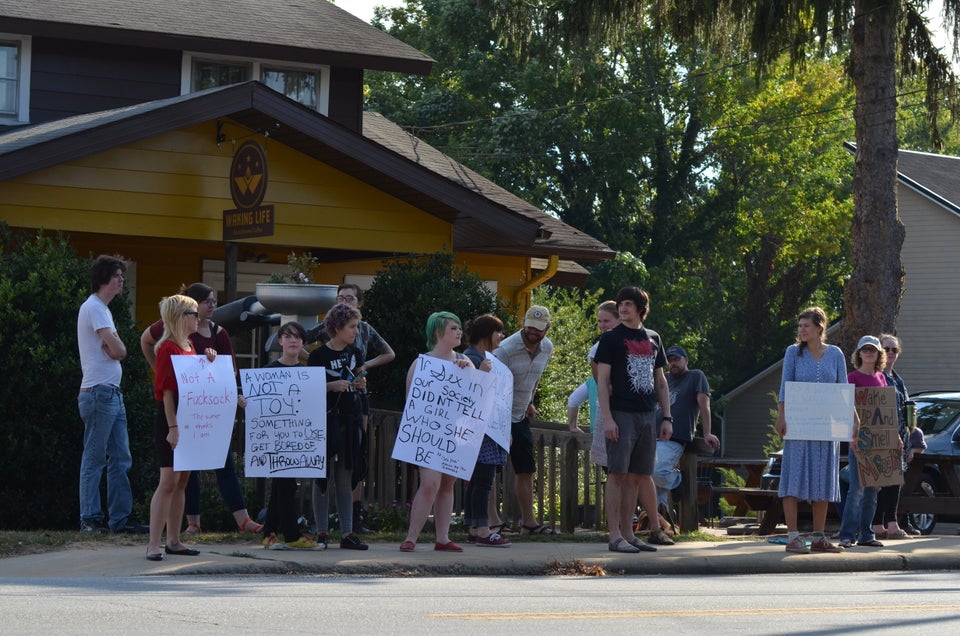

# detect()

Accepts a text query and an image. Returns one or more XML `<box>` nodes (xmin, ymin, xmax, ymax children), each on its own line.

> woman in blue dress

<box><xmin>774</xmin><ymin>307</ymin><xmax>847</xmax><ymax>554</ymax></box>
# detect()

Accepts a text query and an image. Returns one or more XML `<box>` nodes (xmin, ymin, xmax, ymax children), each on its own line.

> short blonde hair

<box><xmin>155</xmin><ymin>294</ymin><xmax>198</xmax><ymax>351</ymax></box>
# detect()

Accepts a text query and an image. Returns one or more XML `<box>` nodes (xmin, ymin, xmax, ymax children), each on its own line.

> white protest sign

<box><xmin>171</xmin><ymin>355</ymin><xmax>238</xmax><ymax>471</ymax></box>
<box><xmin>486</xmin><ymin>351</ymin><xmax>513</xmax><ymax>451</ymax></box>
<box><xmin>784</xmin><ymin>381</ymin><xmax>855</xmax><ymax>441</ymax></box>
<box><xmin>241</xmin><ymin>366</ymin><xmax>327</xmax><ymax>478</ymax></box>
<box><xmin>392</xmin><ymin>354</ymin><xmax>496</xmax><ymax>478</ymax></box>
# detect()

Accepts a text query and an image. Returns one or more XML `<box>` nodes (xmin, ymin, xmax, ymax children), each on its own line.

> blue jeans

<box><xmin>838</xmin><ymin>451</ymin><xmax>878</xmax><ymax>543</ymax></box>
<box><xmin>77</xmin><ymin>385</ymin><xmax>133</xmax><ymax>530</ymax></box>
<box><xmin>653</xmin><ymin>440</ymin><xmax>684</xmax><ymax>507</ymax></box>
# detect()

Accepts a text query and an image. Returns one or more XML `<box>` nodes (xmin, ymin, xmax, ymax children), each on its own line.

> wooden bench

<box><xmin>898</xmin><ymin>453</ymin><xmax>960</xmax><ymax>516</ymax></box>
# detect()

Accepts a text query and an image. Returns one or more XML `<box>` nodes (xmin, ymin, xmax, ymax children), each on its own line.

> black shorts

<box><xmin>509</xmin><ymin>417</ymin><xmax>536</xmax><ymax>475</ymax></box>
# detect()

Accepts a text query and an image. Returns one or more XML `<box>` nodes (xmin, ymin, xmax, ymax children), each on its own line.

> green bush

<box><xmin>362</xmin><ymin>252</ymin><xmax>512</xmax><ymax>410</ymax></box>
<box><xmin>529</xmin><ymin>286</ymin><xmax>605</xmax><ymax>424</ymax></box>
<box><xmin>0</xmin><ymin>224</ymin><xmax>155</xmax><ymax>529</ymax></box>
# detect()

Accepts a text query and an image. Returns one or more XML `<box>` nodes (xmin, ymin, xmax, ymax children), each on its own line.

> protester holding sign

<box><xmin>260</xmin><ymin>322</ymin><xmax>325</xmax><ymax>551</ymax></box>
<box><xmin>878</xmin><ymin>333</ymin><xmax>911</xmax><ymax>539</ymax></box>
<box><xmin>307</xmin><ymin>303</ymin><xmax>369</xmax><ymax>551</ymax></box>
<box><xmin>462</xmin><ymin>314</ymin><xmax>511</xmax><ymax>547</ymax></box>
<box><xmin>837</xmin><ymin>336</ymin><xmax>887</xmax><ymax>549</ymax></box>
<box><xmin>146</xmin><ymin>295</ymin><xmax>208</xmax><ymax>561</ymax></box>
<box><xmin>775</xmin><ymin>307</ymin><xmax>847</xmax><ymax>554</ymax></box>
<box><xmin>399</xmin><ymin>312</ymin><xmax>474</xmax><ymax>553</ymax></box>
<box><xmin>140</xmin><ymin>282</ymin><xmax>261</xmax><ymax>537</ymax></box>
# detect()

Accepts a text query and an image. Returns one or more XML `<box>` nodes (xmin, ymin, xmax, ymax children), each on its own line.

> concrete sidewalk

<box><xmin>3</xmin><ymin>534</ymin><xmax>959</xmax><ymax>578</ymax></box>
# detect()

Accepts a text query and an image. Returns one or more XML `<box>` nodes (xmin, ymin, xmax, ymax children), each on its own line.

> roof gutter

<box><xmin>514</xmin><ymin>254</ymin><xmax>559</xmax><ymax>320</ymax></box>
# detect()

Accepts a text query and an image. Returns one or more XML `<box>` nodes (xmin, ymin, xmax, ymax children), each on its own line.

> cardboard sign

<box><xmin>486</xmin><ymin>352</ymin><xmax>513</xmax><ymax>452</ymax></box>
<box><xmin>392</xmin><ymin>354</ymin><xmax>496</xmax><ymax>478</ymax></box>
<box><xmin>171</xmin><ymin>355</ymin><xmax>238</xmax><ymax>471</ymax></box>
<box><xmin>241</xmin><ymin>366</ymin><xmax>327</xmax><ymax>478</ymax></box>
<box><xmin>854</xmin><ymin>386</ymin><xmax>903</xmax><ymax>488</ymax></box>
<box><xmin>784</xmin><ymin>381</ymin><xmax>855</xmax><ymax>441</ymax></box>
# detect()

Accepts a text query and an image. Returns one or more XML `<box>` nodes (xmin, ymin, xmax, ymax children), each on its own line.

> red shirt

<box><xmin>154</xmin><ymin>340</ymin><xmax>193</xmax><ymax>401</ymax></box>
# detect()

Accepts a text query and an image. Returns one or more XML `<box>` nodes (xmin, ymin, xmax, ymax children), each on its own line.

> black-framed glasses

<box><xmin>184</xmin><ymin>311</ymin><xmax>199</xmax><ymax>317</ymax></box>
<box><xmin>336</xmin><ymin>295</ymin><xmax>357</xmax><ymax>303</ymax></box>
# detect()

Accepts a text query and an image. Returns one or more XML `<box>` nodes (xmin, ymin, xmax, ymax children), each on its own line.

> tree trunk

<box><xmin>841</xmin><ymin>1</ymin><xmax>905</xmax><ymax>354</ymax></box>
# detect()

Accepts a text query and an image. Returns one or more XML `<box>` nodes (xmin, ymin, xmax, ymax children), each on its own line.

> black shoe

<box><xmin>79</xmin><ymin>519</ymin><xmax>109</xmax><ymax>534</ymax></box>
<box><xmin>113</xmin><ymin>520</ymin><xmax>149</xmax><ymax>534</ymax></box>
<box><xmin>340</xmin><ymin>533</ymin><xmax>369</xmax><ymax>550</ymax></box>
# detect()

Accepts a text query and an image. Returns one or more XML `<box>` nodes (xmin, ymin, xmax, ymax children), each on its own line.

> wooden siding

<box><xmin>889</xmin><ymin>186</ymin><xmax>960</xmax><ymax>392</ymax></box>
<box><xmin>29</xmin><ymin>37</ymin><xmax>181</xmax><ymax>123</ymax></box>
<box><xmin>1</xmin><ymin>120</ymin><xmax>451</xmax><ymax>251</ymax></box>
<box><xmin>720</xmin><ymin>370</ymin><xmax>782</xmax><ymax>458</ymax></box>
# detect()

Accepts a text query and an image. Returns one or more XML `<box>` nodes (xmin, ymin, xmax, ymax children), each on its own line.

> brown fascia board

<box><xmin>3</xmin><ymin>18</ymin><xmax>434</xmax><ymax>75</ymax></box>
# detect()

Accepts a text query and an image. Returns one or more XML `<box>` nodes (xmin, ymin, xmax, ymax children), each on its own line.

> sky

<box><xmin>336</xmin><ymin>0</ymin><xmax>405</xmax><ymax>24</ymax></box>
<box><xmin>336</xmin><ymin>1</ymin><xmax>956</xmax><ymax>60</ymax></box>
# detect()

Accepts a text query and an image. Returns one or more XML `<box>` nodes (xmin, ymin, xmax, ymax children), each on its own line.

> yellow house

<box><xmin>0</xmin><ymin>0</ymin><xmax>615</xmax><ymax>332</ymax></box>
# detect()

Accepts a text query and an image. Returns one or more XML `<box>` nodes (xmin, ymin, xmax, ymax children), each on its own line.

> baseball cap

<box><xmin>856</xmin><ymin>335</ymin><xmax>881</xmax><ymax>351</ymax></box>
<box><xmin>665</xmin><ymin>345</ymin><xmax>688</xmax><ymax>359</ymax></box>
<box><xmin>523</xmin><ymin>306</ymin><xmax>551</xmax><ymax>330</ymax></box>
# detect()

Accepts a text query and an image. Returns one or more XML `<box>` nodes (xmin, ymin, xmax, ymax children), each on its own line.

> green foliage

<box><xmin>266</xmin><ymin>251</ymin><xmax>319</xmax><ymax>284</ymax></box>
<box><xmin>0</xmin><ymin>223</ymin><xmax>155</xmax><ymax>529</ymax></box>
<box><xmin>361</xmin><ymin>251</ymin><xmax>509</xmax><ymax>409</ymax></box>
<box><xmin>530</xmin><ymin>286</ymin><xmax>605</xmax><ymax>424</ymax></box>
<box><xmin>365</xmin><ymin>500</ymin><xmax>411</xmax><ymax>533</ymax></box>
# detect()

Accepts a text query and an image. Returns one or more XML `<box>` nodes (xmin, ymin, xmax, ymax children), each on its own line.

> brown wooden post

<box><xmin>561</xmin><ymin>436</ymin><xmax>579</xmax><ymax>533</ymax></box>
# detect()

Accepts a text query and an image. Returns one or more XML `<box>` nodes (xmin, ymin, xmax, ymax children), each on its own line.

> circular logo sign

<box><xmin>230</xmin><ymin>141</ymin><xmax>268</xmax><ymax>209</ymax></box>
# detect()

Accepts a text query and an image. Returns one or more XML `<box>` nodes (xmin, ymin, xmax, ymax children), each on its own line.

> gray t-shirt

<box><xmin>665</xmin><ymin>369</ymin><xmax>710</xmax><ymax>444</ymax></box>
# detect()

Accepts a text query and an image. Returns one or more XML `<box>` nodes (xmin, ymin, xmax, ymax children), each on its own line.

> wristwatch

<box><xmin>661</xmin><ymin>416</ymin><xmax>674</xmax><ymax>422</ymax></box>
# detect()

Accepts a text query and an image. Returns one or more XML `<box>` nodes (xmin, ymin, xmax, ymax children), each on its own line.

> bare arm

<box><xmin>140</xmin><ymin>327</ymin><xmax>158</xmax><ymax>371</ymax></box>
<box><xmin>698</xmin><ymin>392</ymin><xmax>720</xmax><ymax>448</ymax></box>
<box><xmin>163</xmin><ymin>389</ymin><xmax>180</xmax><ymax>450</ymax></box>
<box><xmin>654</xmin><ymin>367</ymin><xmax>672</xmax><ymax>441</ymax></box>
<box><xmin>98</xmin><ymin>327</ymin><xmax>127</xmax><ymax>360</ymax></box>
<box><xmin>597</xmin><ymin>362</ymin><xmax>618</xmax><ymax>441</ymax></box>
<box><xmin>361</xmin><ymin>343</ymin><xmax>396</xmax><ymax>372</ymax></box>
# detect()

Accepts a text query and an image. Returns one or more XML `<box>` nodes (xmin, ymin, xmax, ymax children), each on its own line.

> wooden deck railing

<box><xmin>360</xmin><ymin>409</ymin><xmax>603</xmax><ymax>533</ymax></box>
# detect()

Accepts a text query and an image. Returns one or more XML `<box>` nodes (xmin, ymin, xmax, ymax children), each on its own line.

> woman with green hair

<box><xmin>399</xmin><ymin>311</ymin><xmax>474</xmax><ymax>552</ymax></box>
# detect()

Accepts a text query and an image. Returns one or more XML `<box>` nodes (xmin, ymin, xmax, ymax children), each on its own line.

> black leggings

<box><xmin>464</xmin><ymin>462</ymin><xmax>497</xmax><ymax>528</ymax></box>
<box><xmin>873</xmin><ymin>484</ymin><xmax>901</xmax><ymax>526</ymax></box>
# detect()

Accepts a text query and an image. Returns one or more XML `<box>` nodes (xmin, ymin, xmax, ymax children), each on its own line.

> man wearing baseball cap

<box><xmin>653</xmin><ymin>345</ymin><xmax>719</xmax><ymax>529</ymax></box>
<box><xmin>493</xmin><ymin>305</ymin><xmax>555</xmax><ymax>535</ymax></box>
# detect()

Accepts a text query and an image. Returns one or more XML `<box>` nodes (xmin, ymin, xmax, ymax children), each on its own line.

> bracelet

<box><xmin>661</xmin><ymin>416</ymin><xmax>674</xmax><ymax>422</ymax></box>
<box><xmin>168</xmin><ymin>425</ymin><xmax>178</xmax><ymax>429</ymax></box>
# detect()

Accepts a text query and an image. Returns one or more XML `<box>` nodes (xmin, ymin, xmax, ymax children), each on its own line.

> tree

<box><xmin>482</xmin><ymin>0</ymin><xmax>960</xmax><ymax>354</ymax></box>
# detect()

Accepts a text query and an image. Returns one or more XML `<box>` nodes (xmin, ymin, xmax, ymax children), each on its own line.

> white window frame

<box><xmin>0</xmin><ymin>33</ymin><xmax>31</xmax><ymax>125</ymax></box>
<box><xmin>181</xmin><ymin>51</ymin><xmax>329</xmax><ymax>115</ymax></box>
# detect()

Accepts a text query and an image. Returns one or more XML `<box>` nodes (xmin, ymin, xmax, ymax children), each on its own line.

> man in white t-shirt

<box><xmin>77</xmin><ymin>255</ymin><xmax>144</xmax><ymax>534</ymax></box>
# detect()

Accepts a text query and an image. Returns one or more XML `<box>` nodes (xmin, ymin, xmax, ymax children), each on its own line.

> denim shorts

<box><xmin>605</xmin><ymin>409</ymin><xmax>656</xmax><ymax>475</ymax></box>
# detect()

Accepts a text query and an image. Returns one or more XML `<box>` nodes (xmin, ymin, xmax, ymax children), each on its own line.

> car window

<box><xmin>914</xmin><ymin>399</ymin><xmax>960</xmax><ymax>436</ymax></box>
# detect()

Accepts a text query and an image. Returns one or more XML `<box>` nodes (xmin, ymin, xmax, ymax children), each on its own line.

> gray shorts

<box><xmin>605</xmin><ymin>409</ymin><xmax>656</xmax><ymax>475</ymax></box>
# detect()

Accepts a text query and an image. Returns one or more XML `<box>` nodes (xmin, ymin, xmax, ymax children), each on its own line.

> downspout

<box><xmin>514</xmin><ymin>254</ymin><xmax>559</xmax><ymax>320</ymax></box>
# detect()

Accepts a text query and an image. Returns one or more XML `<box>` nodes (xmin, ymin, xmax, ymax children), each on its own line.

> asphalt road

<box><xmin>2</xmin><ymin>570</ymin><xmax>960</xmax><ymax>635</ymax></box>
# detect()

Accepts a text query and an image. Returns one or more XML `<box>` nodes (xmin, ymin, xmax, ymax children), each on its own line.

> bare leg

<box><xmin>783</xmin><ymin>496</ymin><xmax>799</xmax><ymax>533</ymax></box>
<box><xmin>516</xmin><ymin>472</ymin><xmax>536</xmax><ymax>527</ymax></box>
<box><xmin>605</xmin><ymin>472</ymin><xmax>627</xmax><ymax>543</ymax></box>
<box><xmin>811</xmin><ymin>500</ymin><xmax>828</xmax><ymax>533</ymax></box>
<box><xmin>166</xmin><ymin>471</ymin><xmax>190</xmax><ymax>547</ymax></box>
<box><xmin>147</xmin><ymin>467</ymin><xmax>179</xmax><ymax>555</ymax></box>
<box><xmin>403</xmin><ymin>468</ymin><xmax>442</xmax><ymax>545</ymax></box>
<box><xmin>433</xmin><ymin>474</ymin><xmax>457</xmax><ymax>544</ymax></box>
<box><xmin>635</xmin><ymin>474</ymin><xmax>658</xmax><ymax>539</ymax></box>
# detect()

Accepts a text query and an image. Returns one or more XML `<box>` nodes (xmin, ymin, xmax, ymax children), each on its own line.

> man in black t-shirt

<box><xmin>595</xmin><ymin>286</ymin><xmax>674</xmax><ymax>553</ymax></box>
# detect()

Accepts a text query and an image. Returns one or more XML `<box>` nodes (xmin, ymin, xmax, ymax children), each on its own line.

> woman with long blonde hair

<box><xmin>145</xmin><ymin>295</ymin><xmax>212</xmax><ymax>561</ymax></box>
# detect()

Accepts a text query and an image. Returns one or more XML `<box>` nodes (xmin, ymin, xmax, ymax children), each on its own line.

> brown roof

<box><xmin>0</xmin><ymin>82</ymin><xmax>614</xmax><ymax>264</ymax></box>
<box><xmin>0</xmin><ymin>0</ymin><xmax>433</xmax><ymax>74</ymax></box>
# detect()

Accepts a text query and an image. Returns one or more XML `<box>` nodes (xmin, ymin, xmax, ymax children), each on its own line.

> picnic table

<box><xmin>898</xmin><ymin>453</ymin><xmax>960</xmax><ymax>516</ymax></box>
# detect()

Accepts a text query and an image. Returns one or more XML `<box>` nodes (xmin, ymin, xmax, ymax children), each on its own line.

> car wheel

<box><xmin>906</xmin><ymin>477</ymin><xmax>937</xmax><ymax>536</ymax></box>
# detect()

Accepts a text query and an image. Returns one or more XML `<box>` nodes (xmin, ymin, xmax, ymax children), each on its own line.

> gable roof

<box><xmin>0</xmin><ymin>0</ymin><xmax>433</xmax><ymax>74</ymax></box>
<box><xmin>844</xmin><ymin>142</ymin><xmax>960</xmax><ymax>219</ymax></box>
<box><xmin>0</xmin><ymin>81</ymin><xmax>614</xmax><ymax>264</ymax></box>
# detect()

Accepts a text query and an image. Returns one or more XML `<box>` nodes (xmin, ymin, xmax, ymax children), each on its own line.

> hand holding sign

<box><xmin>392</xmin><ymin>355</ymin><xmax>496</xmax><ymax>478</ymax></box>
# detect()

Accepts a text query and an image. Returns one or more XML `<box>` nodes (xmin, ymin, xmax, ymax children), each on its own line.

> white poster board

<box><xmin>784</xmin><ymin>381</ymin><xmax>855</xmax><ymax>441</ymax></box>
<box><xmin>171</xmin><ymin>355</ymin><xmax>238</xmax><ymax>471</ymax></box>
<box><xmin>241</xmin><ymin>366</ymin><xmax>327</xmax><ymax>478</ymax></box>
<box><xmin>486</xmin><ymin>352</ymin><xmax>513</xmax><ymax>452</ymax></box>
<box><xmin>392</xmin><ymin>354</ymin><xmax>496</xmax><ymax>478</ymax></box>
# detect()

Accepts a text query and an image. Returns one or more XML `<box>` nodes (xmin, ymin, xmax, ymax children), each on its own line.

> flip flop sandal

<box><xmin>608</xmin><ymin>537</ymin><xmax>640</xmax><ymax>553</ymax></box>
<box><xmin>520</xmin><ymin>524</ymin><xmax>555</xmax><ymax>536</ymax></box>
